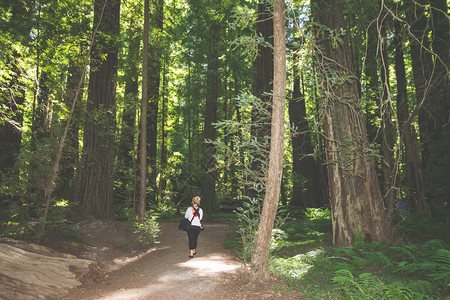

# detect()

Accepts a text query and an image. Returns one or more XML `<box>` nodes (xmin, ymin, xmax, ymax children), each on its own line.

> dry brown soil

<box><xmin>59</xmin><ymin>220</ymin><xmax>302</xmax><ymax>300</ymax></box>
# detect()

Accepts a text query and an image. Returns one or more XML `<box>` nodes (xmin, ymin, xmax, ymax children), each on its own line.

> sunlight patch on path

<box><xmin>178</xmin><ymin>255</ymin><xmax>240</xmax><ymax>275</ymax></box>
<box><xmin>112</xmin><ymin>247</ymin><xmax>159</xmax><ymax>268</ymax></box>
<box><xmin>94</xmin><ymin>254</ymin><xmax>241</xmax><ymax>300</ymax></box>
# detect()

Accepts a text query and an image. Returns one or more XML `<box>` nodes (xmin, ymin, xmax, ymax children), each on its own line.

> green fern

<box><xmin>385</xmin><ymin>279</ymin><xmax>437</xmax><ymax>299</ymax></box>
<box><xmin>333</xmin><ymin>270</ymin><xmax>384</xmax><ymax>299</ymax></box>
<box><xmin>332</xmin><ymin>269</ymin><xmax>363</xmax><ymax>295</ymax></box>
<box><xmin>335</xmin><ymin>247</ymin><xmax>357</xmax><ymax>258</ymax></box>
<box><xmin>367</xmin><ymin>251</ymin><xmax>393</xmax><ymax>268</ymax></box>
<box><xmin>389</xmin><ymin>245</ymin><xmax>418</xmax><ymax>262</ymax></box>
<box><xmin>333</xmin><ymin>270</ymin><xmax>434</xmax><ymax>300</ymax></box>
<box><xmin>428</xmin><ymin>248</ymin><xmax>450</xmax><ymax>286</ymax></box>
<box><xmin>384</xmin><ymin>285</ymin><xmax>414</xmax><ymax>300</ymax></box>
<box><xmin>422</xmin><ymin>239</ymin><xmax>448</xmax><ymax>255</ymax></box>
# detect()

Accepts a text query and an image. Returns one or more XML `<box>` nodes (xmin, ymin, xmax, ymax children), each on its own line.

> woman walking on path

<box><xmin>185</xmin><ymin>196</ymin><xmax>203</xmax><ymax>258</ymax></box>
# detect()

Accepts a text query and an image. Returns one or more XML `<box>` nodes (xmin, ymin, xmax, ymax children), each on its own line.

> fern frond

<box><xmin>389</xmin><ymin>245</ymin><xmax>417</xmax><ymax>262</ymax></box>
<box><xmin>367</xmin><ymin>251</ymin><xmax>393</xmax><ymax>268</ymax></box>
<box><xmin>422</xmin><ymin>239</ymin><xmax>448</xmax><ymax>254</ymax></box>
<box><xmin>357</xmin><ymin>273</ymin><xmax>384</xmax><ymax>298</ymax></box>
<box><xmin>353</xmin><ymin>256</ymin><xmax>368</xmax><ymax>268</ymax></box>
<box><xmin>433</xmin><ymin>248</ymin><xmax>450</xmax><ymax>266</ymax></box>
<box><xmin>386</xmin><ymin>279</ymin><xmax>436</xmax><ymax>299</ymax></box>
<box><xmin>333</xmin><ymin>270</ymin><xmax>386</xmax><ymax>299</ymax></box>
<box><xmin>384</xmin><ymin>286</ymin><xmax>414</xmax><ymax>300</ymax></box>
<box><xmin>333</xmin><ymin>269</ymin><xmax>363</xmax><ymax>293</ymax></box>
<box><xmin>428</xmin><ymin>248</ymin><xmax>450</xmax><ymax>286</ymax></box>
<box><xmin>398</xmin><ymin>261</ymin><xmax>437</xmax><ymax>275</ymax></box>
<box><xmin>335</xmin><ymin>247</ymin><xmax>357</xmax><ymax>258</ymax></box>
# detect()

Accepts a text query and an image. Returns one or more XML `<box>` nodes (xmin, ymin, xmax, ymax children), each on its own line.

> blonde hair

<box><xmin>192</xmin><ymin>196</ymin><xmax>201</xmax><ymax>206</ymax></box>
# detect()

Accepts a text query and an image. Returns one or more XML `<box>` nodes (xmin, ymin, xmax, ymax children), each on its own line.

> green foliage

<box><xmin>115</xmin><ymin>202</ymin><xmax>136</xmax><ymax>221</ymax></box>
<box><xmin>393</xmin><ymin>242</ymin><xmax>450</xmax><ymax>291</ymax></box>
<box><xmin>393</xmin><ymin>209</ymin><xmax>450</xmax><ymax>244</ymax></box>
<box><xmin>132</xmin><ymin>214</ymin><xmax>160</xmax><ymax>248</ymax></box>
<box><xmin>234</xmin><ymin>196</ymin><xmax>261</xmax><ymax>262</ymax></box>
<box><xmin>213</xmin><ymin>92</ymin><xmax>271</xmax><ymax>196</ymax></box>
<box><xmin>332</xmin><ymin>270</ymin><xmax>385</xmax><ymax>299</ymax></box>
<box><xmin>232</xmin><ymin>196</ymin><xmax>288</xmax><ymax>263</ymax></box>
<box><xmin>329</xmin><ymin>240</ymin><xmax>449</xmax><ymax>298</ymax></box>
<box><xmin>271</xmin><ymin>249</ymin><xmax>326</xmax><ymax>279</ymax></box>
<box><xmin>271</xmin><ymin>228</ymin><xmax>288</xmax><ymax>249</ymax></box>
<box><xmin>280</xmin><ymin>208</ymin><xmax>331</xmax><ymax>244</ymax></box>
<box><xmin>257</xmin><ymin>205</ymin><xmax>448</xmax><ymax>299</ymax></box>
<box><xmin>1</xmin><ymin>197</ymin><xmax>82</xmax><ymax>243</ymax></box>
<box><xmin>305</xmin><ymin>207</ymin><xmax>331</xmax><ymax>220</ymax></box>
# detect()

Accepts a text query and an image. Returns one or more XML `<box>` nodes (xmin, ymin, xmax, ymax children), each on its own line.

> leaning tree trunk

<box><xmin>313</xmin><ymin>0</ymin><xmax>391</xmax><ymax>247</ymax></box>
<box><xmin>75</xmin><ymin>0</ymin><xmax>120</xmax><ymax>219</ymax></box>
<box><xmin>56</xmin><ymin>52</ymin><xmax>85</xmax><ymax>202</ymax></box>
<box><xmin>251</xmin><ymin>0</ymin><xmax>286</xmax><ymax>281</ymax></box>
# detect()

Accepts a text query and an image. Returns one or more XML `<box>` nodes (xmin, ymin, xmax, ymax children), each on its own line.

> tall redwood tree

<box><xmin>313</xmin><ymin>0</ymin><xmax>391</xmax><ymax>246</ymax></box>
<box><xmin>75</xmin><ymin>0</ymin><xmax>121</xmax><ymax>219</ymax></box>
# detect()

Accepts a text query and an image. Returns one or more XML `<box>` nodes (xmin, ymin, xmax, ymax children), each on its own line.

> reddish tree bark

<box><xmin>313</xmin><ymin>0</ymin><xmax>391</xmax><ymax>246</ymax></box>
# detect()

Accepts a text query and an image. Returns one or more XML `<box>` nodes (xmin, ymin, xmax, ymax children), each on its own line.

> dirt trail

<box><xmin>61</xmin><ymin>221</ymin><xmax>300</xmax><ymax>300</ymax></box>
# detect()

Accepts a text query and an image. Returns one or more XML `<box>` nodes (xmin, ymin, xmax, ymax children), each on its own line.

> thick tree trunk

<box><xmin>428</xmin><ymin>0</ymin><xmax>449</xmax><ymax>143</ymax></box>
<box><xmin>407</xmin><ymin>1</ymin><xmax>449</xmax><ymax>214</ymax></box>
<box><xmin>249</xmin><ymin>0</ymin><xmax>273</xmax><ymax>198</ymax></box>
<box><xmin>251</xmin><ymin>0</ymin><xmax>285</xmax><ymax>281</ymax></box>
<box><xmin>394</xmin><ymin>20</ymin><xmax>429</xmax><ymax>216</ymax></box>
<box><xmin>201</xmin><ymin>21</ymin><xmax>220</xmax><ymax>217</ymax></box>
<box><xmin>75</xmin><ymin>0</ymin><xmax>120</xmax><ymax>219</ymax></box>
<box><xmin>139</xmin><ymin>0</ymin><xmax>150</xmax><ymax>222</ymax></box>
<box><xmin>406</xmin><ymin>1</ymin><xmax>435</xmax><ymax>170</ymax></box>
<box><xmin>146</xmin><ymin>0</ymin><xmax>164</xmax><ymax>206</ymax></box>
<box><xmin>313</xmin><ymin>0</ymin><xmax>391</xmax><ymax>247</ymax></box>
<box><xmin>289</xmin><ymin>59</ymin><xmax>326</xmax><ymax>208</ymax></box>
<box><xmin>116</xmin><ymin>23</ymin><xmax>140</xmax><ymax>204</ymax></box>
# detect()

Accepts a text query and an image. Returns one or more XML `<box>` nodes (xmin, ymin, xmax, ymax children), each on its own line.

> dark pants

<box><xmin>187</xmin><ymin>226</ymin><xmax>201</xmax><ymax>250</ymax></box>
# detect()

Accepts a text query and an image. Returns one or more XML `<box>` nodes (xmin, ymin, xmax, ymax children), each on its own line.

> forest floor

<box><xmin>55</xmin><ymin>219</ymin><xmax>303</xmax><ymax>300</ymax></box>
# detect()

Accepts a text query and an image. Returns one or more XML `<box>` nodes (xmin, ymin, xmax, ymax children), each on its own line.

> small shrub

<box><xmin>133</xmin><ymin>215</ymin><xmax>160</xmax><ymax>248</ymax></box>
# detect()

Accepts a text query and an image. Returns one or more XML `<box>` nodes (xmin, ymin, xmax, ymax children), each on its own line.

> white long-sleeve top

<box><xmin>184</xmin><ymin>206</ymin><xmax>203</xmax><ymax>227</ymax></box>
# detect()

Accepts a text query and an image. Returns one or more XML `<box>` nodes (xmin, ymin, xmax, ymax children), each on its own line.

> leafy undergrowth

<box><xmin>227</xmin><ymin>207</ymin><xmax>450</xmax><ymax>299</ymax></box>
